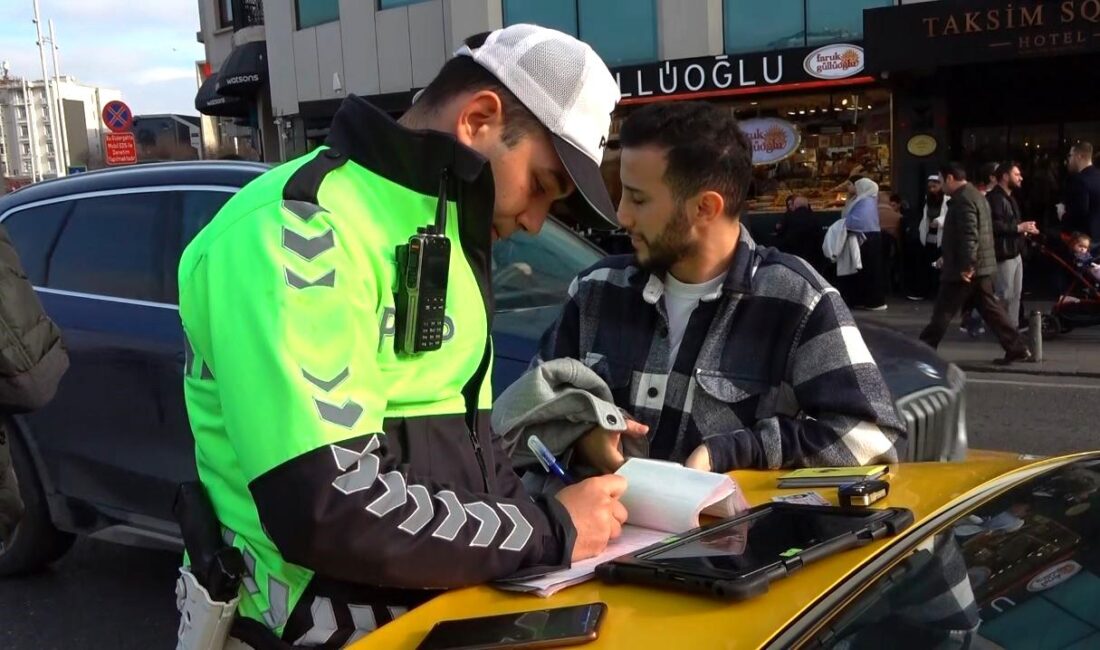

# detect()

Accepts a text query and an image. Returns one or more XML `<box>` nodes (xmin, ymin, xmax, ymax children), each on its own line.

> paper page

<box><xmin>495</xmin><ymin>525</ymin><xmax>672</xmax><ymax>598</ymax></box>
<box><xmin>615</xmin><ymin>458</ymin><xmax>736</xmax><ymax>533</ymax></box>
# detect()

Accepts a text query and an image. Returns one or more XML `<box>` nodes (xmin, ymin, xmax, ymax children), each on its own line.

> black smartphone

<box><xmin>416</xmin><ymin>602</ymin><xmax>606</xmax><ymax>650</ymax></box>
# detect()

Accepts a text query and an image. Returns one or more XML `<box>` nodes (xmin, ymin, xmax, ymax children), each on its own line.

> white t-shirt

<box><xmin>663</xmin><ymin>272</ymin><xmax>725</xmax><ymax>364</ymax></box>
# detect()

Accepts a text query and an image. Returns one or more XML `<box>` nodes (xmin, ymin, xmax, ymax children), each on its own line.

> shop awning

<box><xmin>195</xmin><ymin>73</ymin><xmax>249</xmax><ymax>118</ymax></box>
<box><xmin>215</xmin><ymin>40</ymin><xmax>268</xmax><ymax>97</ymax></box>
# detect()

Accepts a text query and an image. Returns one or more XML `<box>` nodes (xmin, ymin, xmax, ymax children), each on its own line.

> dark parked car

<box><xmin>0</xmin><ymin>161</ymin><xmax>965</xmax><ymax>575</ymax></box>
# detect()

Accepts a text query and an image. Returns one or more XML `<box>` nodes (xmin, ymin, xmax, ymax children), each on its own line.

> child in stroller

<box><xmin>1036</xmin><ymin>231</ymin><xmax>1100</xmax><ymax>339</ymax></box>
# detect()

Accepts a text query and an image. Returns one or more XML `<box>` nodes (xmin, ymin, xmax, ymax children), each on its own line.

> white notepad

<box><xmin>496</xmin><ymin>458</ymin><xmax>743</xmax><ymax>597</ymax></box>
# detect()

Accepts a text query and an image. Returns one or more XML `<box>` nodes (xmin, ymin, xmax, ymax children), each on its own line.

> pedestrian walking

<box><xmin>907</xmin><ymin>175</ymin><xmax>949</xmax><ymax>300</ymax></box>
<box><xmin>988</xmin><ymin>162</ymin><xmax>1039</xmax><ymax>333</ymax></box>
<box><xmin>835</xmin><ymin>177</ymin><xmax>888</xmax><ymax>310</ymax></box>
<box><xmin>919</xmin><ymin>162</ymin><xmax>1032</xmax><ymax>365</ymax></box>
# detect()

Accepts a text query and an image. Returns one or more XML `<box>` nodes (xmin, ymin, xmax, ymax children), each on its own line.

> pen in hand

<box><xmin>527</xmin><ymin>435</ymin><xmax>575</xmax><ymax>485</ymax></box>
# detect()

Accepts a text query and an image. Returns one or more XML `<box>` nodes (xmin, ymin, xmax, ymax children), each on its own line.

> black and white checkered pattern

<box><xmin>536</xmin><ymin>228</ymin><xmax>907</xmax><ymax>470</ymax></box>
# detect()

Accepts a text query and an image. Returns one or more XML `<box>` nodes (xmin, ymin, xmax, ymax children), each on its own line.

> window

<box><xmin>19</xmin><ymin>126</ymin><xmax>28</xmax><ymax>139</ymax></box>
<box><xmin>807</xmin><ymin>0</ymin><xmax>891</xmax><ymax>46</ymax></box>
<box><xmin>503</xmin><ymin>0</ymin><xmax>578</xmax><ymax>36</ymax></box>
<box><xmin>378</xmin><ymin>0</ymin><xmax>429</xmax><ymax>8</ymax></box>
<box><xmin>180</xmin><ymin>190</ymin><xmax>231</xmax><ymax>250</ymax></box>
<box><xmin>47</xmin><ymin>192</ymin><xmax>171</xmax><ymax>302</ymax></box>
<box><xmin>1</xmin><ymin>202</ymin><xmax>72</xmax><ymax>285</ymax></box>
<box><xmin>725</xmin><ymin>0</ymin><xmax>891</xmax><ymax>53</ymax></box>
<box><xmin>216</xmin><ymin>0</ymin><xmax>233</xmax><ymax>28</ymax></box>
<box><xmin>15</xmin><ymin>107</ymin><xmax>24</xmax><ymax>119</ymax></box>
<box><xmin>579</xmin><ymin>0</ymin><xmax>657</xmax><ymax>66</ymax></box>
<box><xmin>491</xmin><ymin>219</ymin><xmax>601</xmax><ymax>324</ymax></box>
<box><xmin>503</xmin><ymin>0</ymin><xmax>657</xmax><ymax>65</ymax></box>
<box><xmin>724</xmin><ymin>0</ymin><xmax>805</xmax><ymax>54</ymax></box>
<box><xmin>811</xmin><ymin>458</ymin><xmax>1100</xmax><ymax>649</ymax></box>
<box><xmin>296</xmin><ymin>0</ymin><xmax>338</xmax><ymax>29</ymax></box>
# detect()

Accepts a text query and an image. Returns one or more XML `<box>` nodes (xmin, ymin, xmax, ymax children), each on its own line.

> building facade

<box><xmin>0</xmin><ymin>74</ymin><xmax>122</xmax><ymax>183</ymax></box>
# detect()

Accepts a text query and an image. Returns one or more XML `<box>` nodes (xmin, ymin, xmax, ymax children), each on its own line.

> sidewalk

<box><xmin>853</xmin><ymin>299</ymin><xmax>1100</xmax><ymax>378</ymax></box>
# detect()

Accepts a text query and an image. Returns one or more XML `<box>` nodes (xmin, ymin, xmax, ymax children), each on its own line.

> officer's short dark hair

<box><xmin>618</xmin><ymin>101</ymin><xmax>753</xmax><ymax>218</ymax></box>
<box><xmin>940</xmin><ymin>161</ymin><xmax>968</xmax><ymax>182</ymax></box>
<box><xmin>995</xmin><ymin>161</ymin><xmax>1020</xmax><ymax>181</ymax></box>
<box><xmin>1073</xmin><ymin>141</ymin><xmax>1094</xmax><ymax>159</ymax></box>
<box><xmin>412</xmin><ymin>32</ymin><xmax>543</xmax><ymax>147</ymax></box>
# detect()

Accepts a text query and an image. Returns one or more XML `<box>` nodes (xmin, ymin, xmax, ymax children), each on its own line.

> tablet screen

<box><xmin>640</xmin><ymin>507</ymin><xmax>880</xmax><ymax>576</ymax></box>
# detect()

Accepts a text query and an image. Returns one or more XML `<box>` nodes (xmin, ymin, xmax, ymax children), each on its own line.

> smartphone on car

<box><xmin>416</xmin><ymin>602</ymin><xmax>606</xmax><ymax>650</ymax></box>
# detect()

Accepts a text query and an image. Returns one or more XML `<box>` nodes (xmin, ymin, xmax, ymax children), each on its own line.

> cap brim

<box><xmin>551</xmin><ymin>133</ymin><xmax>619</xmax><ymax>230</ymax></box>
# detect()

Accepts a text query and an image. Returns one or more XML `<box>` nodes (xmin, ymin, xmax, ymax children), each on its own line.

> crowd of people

<box><xmin>776</xmin><ymin>141</ymin><xmax>1100</xmax><ymax>363</ymax></box>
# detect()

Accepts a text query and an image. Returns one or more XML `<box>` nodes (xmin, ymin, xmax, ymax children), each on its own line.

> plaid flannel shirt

<box><xmin>535</xmin><ymin>228</ymin><xmax>907</xmax><ymax>471</ymax></box>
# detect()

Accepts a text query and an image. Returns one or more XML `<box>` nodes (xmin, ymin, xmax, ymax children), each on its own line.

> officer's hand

<box><xmin>575</xmin><ymin>419</ymin><xmax>649</xmax><ymax>474</ymax></box>
<box><xmin>685</xmin><ymin>443</ymin><xmax>711</xmax><ymax>471</ymax></box>
<box><xmin>555</xmin><ymin>475</ymin><xmax>629</xmax><ymax>562</ymax></box>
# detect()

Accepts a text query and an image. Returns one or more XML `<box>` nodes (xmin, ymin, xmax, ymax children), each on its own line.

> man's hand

<box><xmin>575</xmin><ymin>418</ymin><xmax>650</xmax><ymax>474</ymax></box>
<box><xmin>685</xmin><ymin>444</ymin><xmax>711</xmax><ymax>472</ymax></box>
<box><xmin>961</xmin><ymin>267</ymin><xmax>975</xmax><ymax>283</ymax></box>
<box><xmin>1018</xmin><ymin>221</ymin><xmax>1039</xmax><ymax>236</ymax></box>
<box><xmin>555</xmin><ymin>474</ymin><xmax>629</xmax><ymax>562</ymax></box>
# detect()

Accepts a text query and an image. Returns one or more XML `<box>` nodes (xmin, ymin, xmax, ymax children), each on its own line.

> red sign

<box><xmin>102</xmin><ymin>100</ymin><xmax>133</xmax><ymax>133</ymax></box>
<box><xmin>104</xmin><ymin>132</ymin><xmax>137</xmax><ymax>166</ymax></box>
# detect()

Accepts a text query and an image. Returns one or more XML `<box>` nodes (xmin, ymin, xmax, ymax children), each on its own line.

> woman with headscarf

<box><xmin>837</xmin><ymin>177</ymin><xmax>888</xmax><ymax>310</ymax></box>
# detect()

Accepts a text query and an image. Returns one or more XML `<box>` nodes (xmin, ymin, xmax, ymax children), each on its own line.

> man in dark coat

<box><xmin>1064</xmin><ymin>141</ymin><xmax>1100</xmax><ymax>240</ymax></box>
<box><xmin>919</xmin><ymin>162</ymin><xmax>1031</xmax><ymax>364</ymax></box>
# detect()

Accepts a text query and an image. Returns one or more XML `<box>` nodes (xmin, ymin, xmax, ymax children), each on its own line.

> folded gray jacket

<box><xmin>493</xmin><ymin>358</ymin><xmax>645</xmax><ymax>487</ymax></box>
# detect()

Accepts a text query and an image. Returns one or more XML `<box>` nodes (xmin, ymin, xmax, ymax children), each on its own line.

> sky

<box><xmin>0</xmin><ymin>0</ymin><xmax>205</xmax><ymax>116</ymax></box>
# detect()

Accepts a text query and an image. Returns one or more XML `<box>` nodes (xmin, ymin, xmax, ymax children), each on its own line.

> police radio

<box><xmin>395</xmin><ymin>171</ymin><xmax>451</xmax><ymax>354</ymax></box>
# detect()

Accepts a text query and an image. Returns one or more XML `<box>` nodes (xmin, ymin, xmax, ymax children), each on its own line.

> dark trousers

<box><xmin>920</xmin><ymin>276</ymin><xmax>1027</xmax><ymax>354</ymax></box>
<box><xmin>836</xmin><ymin>232</ymin><xmax>887</xmax><ymax>308</ymax></box>
<box><xmin>904</xmin><ymin>240</ymin><xmax>941</xmax><ymax>298</ymax></box>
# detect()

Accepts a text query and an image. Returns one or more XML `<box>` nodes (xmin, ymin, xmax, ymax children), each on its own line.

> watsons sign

<box><xmin>739</xmin><ymin>118</ymin><xmax>801</xmax><ymax>166</ymax></box>
<box><xmin>804</xmin><ymin>44</ymin><xmax>865</xmax><ymax>80</ymax></box>
<box><xmin>612</xmin><ymin>43</ymin><xmax>869</xmax><ymax>100</ymax></box>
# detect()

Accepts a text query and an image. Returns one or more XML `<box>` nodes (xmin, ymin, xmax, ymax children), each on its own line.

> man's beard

<box><xmin>633</xmin><ymin>205</ymin><xmax>697</xmax><ymax>275</ymax></box>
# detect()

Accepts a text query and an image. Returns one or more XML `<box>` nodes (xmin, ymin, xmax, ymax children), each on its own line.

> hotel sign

<box><xmin>865</xmin><ymin>0</ymin><xmax>1100</xmax><ymax>71</ymax></box>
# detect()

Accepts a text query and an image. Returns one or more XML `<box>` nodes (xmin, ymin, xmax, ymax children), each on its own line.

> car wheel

<box><xmin>1040</xmin><ymin>314</ymin><xmax>1063</xmax><ymax>341</ymax></box>
<box><xmin>0</xmin><ymin>431</ymin><xmax>75</xmax><ymax>577</ymax></box>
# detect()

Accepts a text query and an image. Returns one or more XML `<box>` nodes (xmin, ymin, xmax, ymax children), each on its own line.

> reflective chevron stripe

<box><xmin>331</xmin><ymin>439</ymin><xmax>381</xmax><ymax>495</ymax></box>
<box><xmin>315</xmin><ymin>398</ymin><xmax>363</xmax><ymax>428</ymax></box>
<box><xmin>464</xmin><ymin>502</ymin><xmax>501</xmax><ymax>548</ymax></box>
<box><xmin>365</xmin><ymin>471</ymin><xmax>407</xmax><ymax>517</ymax></box>
<box><xmin>285</xmin><ymin>268</ymin><xmax>336</xmax><ymax>289</ymax></box>
<box><xmin>282</xmin><ymin>228</ymin><xmax>335</xmax><ymax>261</ymax></box>
<box><xmin>293</xmin><ymin>597</ymin><xmax>339</xmax><ymax>646</ymax></box>
<box><xmin>432</xmin><ymin>491</ymin><xmax>467</xmax><ymax>541</ymax></box>
<box><xmin>498</xmin><ymin>504</ymin><xmax>533</xmax><ymax>552</ymax></box>
<box><xmin>328</xmin><ymin>440</ymin><xmax>532</xmax><ymax>552</ymax></box>
<box><xmin>302</xmin><ymin>367</ymin><xmax>350</xmax><ymax>392</ymax></box>
<box><xmin>281</xmin><ymin>199</ymin><xmax>325</xmax><ymax>222</ymax></box>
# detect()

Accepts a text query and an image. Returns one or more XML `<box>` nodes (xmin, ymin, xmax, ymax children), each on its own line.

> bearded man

<box><xmin>533</xmin><ymin>101</ymin><xmax>906</xmax><ymax>474</ymax></box>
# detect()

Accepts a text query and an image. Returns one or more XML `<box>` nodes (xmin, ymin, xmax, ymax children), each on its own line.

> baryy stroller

<box><xmin>1031</xmin><ymin>232</ymin><xmax>1100</xmax><ymax>340</ymax></box>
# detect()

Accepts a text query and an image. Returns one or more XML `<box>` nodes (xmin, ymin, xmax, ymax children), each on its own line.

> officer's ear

<box><xmin>454</xmin><ymin>90</ymin><xmax>505</xmax><ymax>149</ymax></box>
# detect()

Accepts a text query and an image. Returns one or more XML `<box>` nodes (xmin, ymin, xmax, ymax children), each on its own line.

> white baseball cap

<box><xmin>454</xmin><ymin>24</ymin><xmax>621</xmax><ymax>229</ymax></box>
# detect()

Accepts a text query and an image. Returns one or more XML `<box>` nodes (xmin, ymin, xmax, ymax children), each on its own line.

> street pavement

<box><xmin>2</xmin><ymin>298</ymin><xmax>1099</xmax><ymax>648</ymax></box>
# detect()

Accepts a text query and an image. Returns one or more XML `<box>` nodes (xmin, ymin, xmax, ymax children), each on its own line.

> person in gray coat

<box><xmin>919</xmin><ymin>162</ymin><xmax>1031</xmax><ymax>364</ymax></box>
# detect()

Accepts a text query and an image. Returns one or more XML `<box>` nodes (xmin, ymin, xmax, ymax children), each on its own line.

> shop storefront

<box><xmin>865</xmin><ymin>0</ymin><xmax>1100</xmax><ymax>226</ymax></box>
<box><xmin>601</xmin><ymin>41</ymin><xmax>892</xmax><ymax>245</ymax></box>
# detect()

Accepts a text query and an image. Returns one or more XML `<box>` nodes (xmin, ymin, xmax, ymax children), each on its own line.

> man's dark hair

<box><xmin>979</xmin><ymin>162</ymin><xmax>999</xmax><ymax>184</ymax></box>
<box><xmin>940</xmin><ymin>161</ymin><xmax>967</xmax><ymax>182</ymax></box>
<box><xmin>618</xmin><ymin>101</ymin><xmax>753</xmax><ymax>217</ymax></box>
<box><xmin>995</xmin><ymin>161</ymin><xmax>1020</xmax><ymax>181</ymax></box>
<box><xmin>1073</xmin><ymin>141</ymin><xmax>1094</xmax><ymax>159</ymax></box>
<box><xmin>410</xmin><ymin>31</ymin><xmax>542</xmax><ymax>147</ymax></box>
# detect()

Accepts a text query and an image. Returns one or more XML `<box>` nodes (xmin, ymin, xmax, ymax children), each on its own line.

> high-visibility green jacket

<box><xmin>178</xmin><ymin>97</ymin><xmax>574</xmax><ymax>644</ymax></box>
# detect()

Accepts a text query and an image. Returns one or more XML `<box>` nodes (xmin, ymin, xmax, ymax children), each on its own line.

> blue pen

<box><xmin>527</xmin><ymin>435</ymin><xmax>575</xmax><ymax>485</ymax></box>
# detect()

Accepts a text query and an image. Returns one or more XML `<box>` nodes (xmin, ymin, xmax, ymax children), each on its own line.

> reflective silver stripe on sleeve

<box><xmin>282</xmin><ymin>199</ymin><xmax>324</xmax><ymax>222</ymax></box>
<box><xmin>293</xmin><ymin>597</ymin><xmax>339</xmax><ymax>646</ymax></box>
<box><xmin>315</xmin><ymin>399</ymin><xmax>364</xmax><ymax>428</ymax></box>
<box><xmin>398</xmin><ymin>485</ymin><xmax>434</xmax><ymax>535</ymax></box>
<box><xmin>463</xmin><ymin>502</ymin><xmax>501</xmax><ymax>548</ymax></box>
<box><xmin>431</xmin><ymin>491</ymin><xmax>467</xmax><ymax>541</ymax></box>
<box><xmin>330</xmin><ymin>439</ymin><xmax>381</xmax><ymax>495</ymax></box>
<box><xmin>282</xmin><ymin>227</ymin><xmax>335</xmax><ymax>261</ymax></box>
<box><xmin>365</xmin><ymin>471</ymin><xmax>407</xmax><ymax>517</ymax></box>
<box><xmin>302</xmin><ymin>367</ymin><xmax>350</xmax><ymax>392</ymax></box>
<box><xmin>498</xmin><ymin>504</ymin><xmax>533</xmax><ymax>552</ymax></box>
<box><xmin>285</xmin><ymin>268</ymin><xmax>336</xmax><ymax>289</ymax></box>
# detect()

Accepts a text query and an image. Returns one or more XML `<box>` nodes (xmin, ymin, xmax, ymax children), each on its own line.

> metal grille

<box><xmin>896</xmin><ymin>364</ymin><xmax>968</xmax><ymax>462</ymax></box>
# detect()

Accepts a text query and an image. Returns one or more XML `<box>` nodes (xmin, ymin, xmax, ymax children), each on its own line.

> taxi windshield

<box><xmin>816</xmin><ymin>458</ymin><xmax>1100</xmax><ymax>649</ymax></box>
